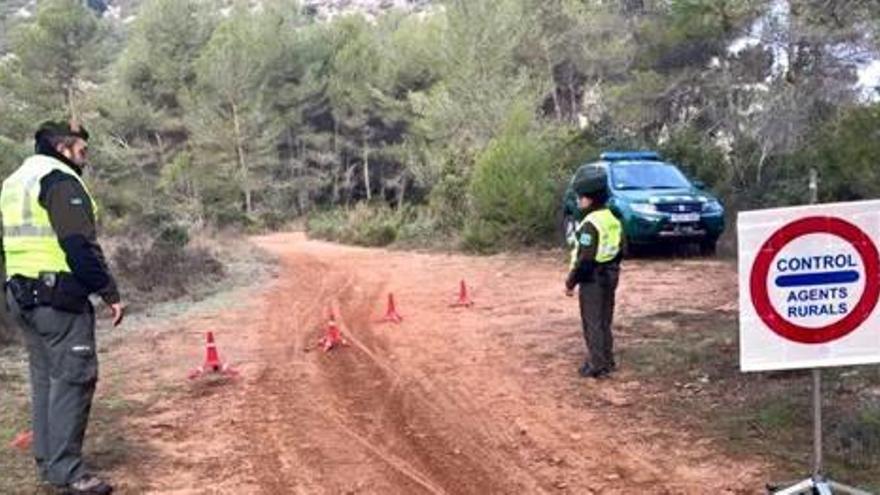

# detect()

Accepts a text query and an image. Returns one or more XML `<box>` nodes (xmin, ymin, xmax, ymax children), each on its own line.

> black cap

<box><xmin>573</xmin><ymin>176</ymin><xmax>606</xmax><ymax>197</ymax></box>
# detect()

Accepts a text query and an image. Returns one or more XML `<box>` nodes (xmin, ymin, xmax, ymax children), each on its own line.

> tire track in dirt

<box><xmin>229</xmin><ymin>247</ymin><xmax>516</xmax><ymax>494</ymax></box>
<box><xmin>107</xmin><ymin>232</ymin><xmax>767</xmax><ymax>494</ymax></box>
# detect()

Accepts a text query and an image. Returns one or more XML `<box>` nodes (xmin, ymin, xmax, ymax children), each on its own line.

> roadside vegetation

<box><xmin>622</xmin><ymin>309</ymin><xmax>880</xmax><ymax>491</ymax></box>
<box><xmin>1</xmin><ymin>0</ymin><xmax>879</xmax><ymax>255</ymax></box>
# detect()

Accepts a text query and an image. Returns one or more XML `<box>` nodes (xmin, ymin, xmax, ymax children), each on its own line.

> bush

<box><xmin>660</xmin><ymin>127</ymin><xmax>728</xmax><ymax>192</ymax></box>
<box><xmin>463</xmin><ymin>111</ymin><xmax>563</xmax><ymax>252</ymax></box>
<box><xmin>396</xmin><ymin>208</ymin><xmax>441</xmax><ymax>247</ymax></box>
<box><xmin>347</xmin><ymin>203</ymin><xmax>399</xmax><ymax>246</ymax></box>
<box><xmin>258</xmin><ymin>210</ymin><xmax>288</xmax><ymax>231</ymax></box>
<box><xmin>428</xmin><ymin>165</ymin><xmax>469</xmax><ymax>232</ymax></box>
<box><xmin>112</xmin><ymin>233</ymin><xmax>225</xmax><ymax>307</ymax></box>
<box><xmin>835</xmin><ymin>402</ymin><xmax>880</xmax><ymax>469</ymax></box>
<box><xmin>306</xmin><ymin>203</ymin><xmax>405</xmax><ymax>247</ymax></box>
<box><xmin>156</xmin><ymin>223</ymin><xmax>190</xmax><ymax>249</ymax></box>
<box><xmin>213</xmin><ymin>206</ymin><xmax>255</xmax><ymax>230</ymax></box>
<box><xmin>811</xmin><ymin>104</ymin><xmax>880</xmax><ymax>202</ymax></box>
<box><xmin>306</xmin><ymin>208</ymin><xmax>348</xmax><ymax>242</ymax></box>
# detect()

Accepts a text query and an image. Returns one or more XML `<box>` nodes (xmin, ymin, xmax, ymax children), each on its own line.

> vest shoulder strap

<box><xmin>585</xmin><ymin>208</ymin><xmax>615</xmax><ymax>226</ymax></box>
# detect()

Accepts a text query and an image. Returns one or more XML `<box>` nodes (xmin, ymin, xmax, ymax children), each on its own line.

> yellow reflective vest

<box><xmin>1</xmin><ymin>155</ymin><xmax>96</xmax><ymax>279</ymax></box>
<box><xmin>569</xmin><ymin>208</ymin><xmax>623</xmax><ymax>268</ymax></box>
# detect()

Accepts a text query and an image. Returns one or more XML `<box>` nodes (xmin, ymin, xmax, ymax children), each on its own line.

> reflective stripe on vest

<box><xmin>1</xmin><ymin>155</ymin><xmax>95</xmax><ymax>279</ymax></box>
<box><xmin>569</xmin><ymin>216</ymin><xmax>590</xmax><ymax>269</ymax></box>
<box><xmin>586</xmin><ymin>209</ymin><xmax>622</xmax><ymax>263</ymax></box>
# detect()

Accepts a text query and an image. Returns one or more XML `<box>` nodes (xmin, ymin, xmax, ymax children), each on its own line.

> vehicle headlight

<box><xmin>631</xmin><ymin>203</ymin><xmax>659</xmax><ymax>215</ymax></box>
<box><xmin>702</xmin><ymin>200</ymin><xmax>723</xmax><ymax>214</ymax></box>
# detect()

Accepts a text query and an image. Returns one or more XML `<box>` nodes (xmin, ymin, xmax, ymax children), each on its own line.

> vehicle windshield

<box><xmin>610</xmin><ymin>162</ymin><xmax>692</xmax><ymax>190</ymax></box>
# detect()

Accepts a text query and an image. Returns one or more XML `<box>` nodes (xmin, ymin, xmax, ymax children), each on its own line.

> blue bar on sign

<box><xmin>775</xmin><ymin>270</ymin><xmax>860</xmax><ymax>288</ymax></box>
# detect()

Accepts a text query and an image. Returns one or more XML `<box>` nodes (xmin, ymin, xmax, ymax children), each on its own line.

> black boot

<box><xmin>578</xmin><ymin>362</ymin><xmax>610</xmax><ymax>379</ymax></box>
<box><xmin>578</xmin><ymin>361</ymin><xmax>593</xmax><ymax>378</ymax></box>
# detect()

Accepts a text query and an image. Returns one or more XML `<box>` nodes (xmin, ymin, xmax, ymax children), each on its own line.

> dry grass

<box><xmin>620</xmin><ymin>310</ymin><xmax>880</xmax><ymax>491</ymax></box>
<box><xmin>0</xmin><ymin>235</ymin><xmax>275</xmax><ymax>492</ymax></box>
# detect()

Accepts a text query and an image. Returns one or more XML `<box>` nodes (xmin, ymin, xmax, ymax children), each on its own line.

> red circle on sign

<box><xmin>750</xmin><ymin>216</ymin><xmax>880</xmax><ymax>344</ymax></box>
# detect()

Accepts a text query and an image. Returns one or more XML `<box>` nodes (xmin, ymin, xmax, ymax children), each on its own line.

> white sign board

<box><xmin>738</xmin><ymin>200</ymin><xmax>880</xmax><ymax>371</ymax></box>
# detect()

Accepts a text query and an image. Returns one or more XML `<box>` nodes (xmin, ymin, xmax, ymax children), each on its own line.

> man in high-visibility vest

<box><xmin>2</xmin><ymin>121</ymin><xmax>123</xmax><ymax>494</ymax></box>
<box><xmin>565</xmin><ymin>174</ymin><xmax>623</xmax><ymax>379</ymax></box>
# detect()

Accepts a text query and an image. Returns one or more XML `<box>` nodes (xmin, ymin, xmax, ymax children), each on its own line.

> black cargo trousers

<box><xmin>577</xmin><ymin>263</ymin><xmax>620</xmax><ymax>372</ymax></box>
<box><xmin>6</xmin><ymin>287</ymin><xmax>97</xmax><ymax>486</ymax></box>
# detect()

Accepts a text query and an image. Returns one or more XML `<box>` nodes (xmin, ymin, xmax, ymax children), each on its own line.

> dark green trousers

<box><xmin>6</xmin><ymin>288</ymin><xmax>97</xmax><ymax>486</ymax></box>
<box><xmin>578</xmin><ymin>264</ymin><xmax>620</xmax><ymax>372</ymax></box>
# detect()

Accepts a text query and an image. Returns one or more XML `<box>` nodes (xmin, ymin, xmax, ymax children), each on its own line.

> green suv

<box><xmin>562</xmin><ymin>151</ymin><xmax>725</xmax><ymax>255</ymax></box>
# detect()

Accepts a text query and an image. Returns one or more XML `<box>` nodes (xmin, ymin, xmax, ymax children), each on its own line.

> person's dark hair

<box><xmin>34</xmin><ymin>120</ymin><xmax>89</xmax><ymax>154</ymax></box>
<box><xmin>589</xmin><ymin>190</ymin><xmax>609</xmax><ymax>206</ymax></box>
<box><xmin>573</xmin><ymin>175</ymin><xmax>609</xmax><ymax>206</ymax></box>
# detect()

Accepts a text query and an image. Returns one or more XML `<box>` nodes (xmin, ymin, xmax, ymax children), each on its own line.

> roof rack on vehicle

<box><xmin>600</xmin><ymin>151</ymin><xmax>661</xmax><ymax>162</ymax></box>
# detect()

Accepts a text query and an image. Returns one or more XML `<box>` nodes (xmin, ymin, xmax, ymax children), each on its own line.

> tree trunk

<box><xmin>363</xmin><ymin>137</ymin><xmax>371</xmax><ymax>201</ymax></box>
<box><xmin>397</xmin><ymin>174</ymin><xmax>407</xmax><ymax>210</ymax></box>
<box><xmin>66</xmin><ymin>84</ymin><xmax>77</xmax><ymax>122</ymax></box>
<box><xmin>542</xmin><ymin>39</ymin><xmax>562</xmax><ymax>121</ymax></box>
<box><xmin>756</xmin><ymin>142</ymin><xmax>770</xmax><ymax>185</ymax></box>
<box><xmin>345</xmin><ymin>160</ymin><xmax>358</xmax><ymax>207</ymax></box>
<box><xmin>153</xmin><ymin>132</ymin><xmax>165</xmax><ymax>168</ymax></box>
<box><xmin>620</xmin><ymin>0</ymin><xmax>644</xmax><ymax>15</ymax></box>
<box><xmin>332</xmin><ymin>121</ymin><xmax>341</xmax><ymax>203</ymax></box>
<box><xmin>230</xmin><ymin>99</ymin><xmax>252</xmax><ymax>215</ymax></box>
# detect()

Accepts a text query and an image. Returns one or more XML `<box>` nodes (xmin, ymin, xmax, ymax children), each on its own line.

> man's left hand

<box><xmin>109</xmin><ymin>302</ymin><xmax>125</xmax><ymax>327</ymax></box>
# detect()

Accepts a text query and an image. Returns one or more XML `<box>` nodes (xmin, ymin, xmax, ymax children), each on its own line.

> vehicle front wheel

<box><xmin>622</xmin><ymin>238</ymin><xmax>641</xmax><ymax>258</ymax></box>
<box><xmin>562</xmin><ymin>214</ymin><xmax>577</xmax><ymax>248</ymax></box>
<box><xmin>699</xmin><ymin>239</ymin><xmax>717</xmax><ymax>256</ymax></box>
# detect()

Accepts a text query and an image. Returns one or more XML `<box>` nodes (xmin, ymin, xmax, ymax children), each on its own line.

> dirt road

<box><xmin>102</xmin><ymin>232</ymin><xmax>766</xmax><ymax>494</ymax></box>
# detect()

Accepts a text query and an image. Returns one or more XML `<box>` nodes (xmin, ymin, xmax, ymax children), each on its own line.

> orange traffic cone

<box><xmin>318</xmin><ymin>311</ymin><xmax>348</xmax><ymax>352</ymax></box>
<box><xmin>203</xmin><ymin>331</ymin><xmax>222</xmax><ymax>371</ymax></box>
<box><xmin>451</xmin><ymin>279</ymin><xmax>474</xmax><ymax>307</ymax></box>
<box><xmin>379</xmin><ymin>293</ymin><xmax>403</xmax><ymax>324</ymax></box>
<box><xmin>188</xmin><ymin>332</ymin><xmax>238</xmax><ymax>379</ymax></box>
<box><xmin>9</xmin><ymin>430</ymin><xmax>32</xmax><ymax>451</ymax></box>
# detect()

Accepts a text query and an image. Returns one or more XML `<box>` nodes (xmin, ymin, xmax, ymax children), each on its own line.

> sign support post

<box><xmin>812</xmin><ymin>368</ymin><xmax>822</xmax><ymax>481</ymax></box>
<box><xmin>770</xmin><ymin>170</ymin><xmax>873</xmax><ymax>495</ymax></box>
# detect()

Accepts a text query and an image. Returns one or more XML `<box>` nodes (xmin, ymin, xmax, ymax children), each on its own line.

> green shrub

<box><xmin>835</xmin><ymin>403</ymin><xmax>880</xmax><ymax>469</ymax></box>
<box><xmin>463</xmin><ymin>110</ymin><xmax>562</xmax><ymax>252</ymax></box>
<box><xmin>306</xmin><ymin>209</ymin><xmax>348</xmax><ymax>242</ymax></box>
<box><xmin>112</xmin><ymin>237</ymin><xmax>225</xmax><ymax>306</ymax></box>
<box><xmin>307</xmin><ymin>203</ymin><xmax>404</xmax><ymax>247</ymax></box>
<box><xmin>812</xmin><ymin>104</ymin><xmax>880</xmax><ymax>202</ymax></box>
<box><xmin>213</xmin><ymin>206</ymin><xmax>254</xmax><ymax>230</ymax></box>
<box><xmin>428</xmin><ymin>165</ymin><xmax>469</xmax><ymax>232</ymax></box>
<box><xmin>347</xmin><ymin>203</ymin><xmax>399</xmax><ymax>246</ymax></box>
<box><xmin>660</xmin><ymin>126</ymin><xmax>728</xmax><ymax>191</ymax></box>
<box><xmin>156</xmin><ymin>223</ymin><xmax>190</xmax><ymax>249</ymax></box>
<box><xmin>396</xmin><ymin>208</ymin><xmax>440</xmax><ymax>246</ymax></box>
<box><xmin>258</xmin><ymin>210</ymin><xmax>288</xmax><ymax>231</ymax></box>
